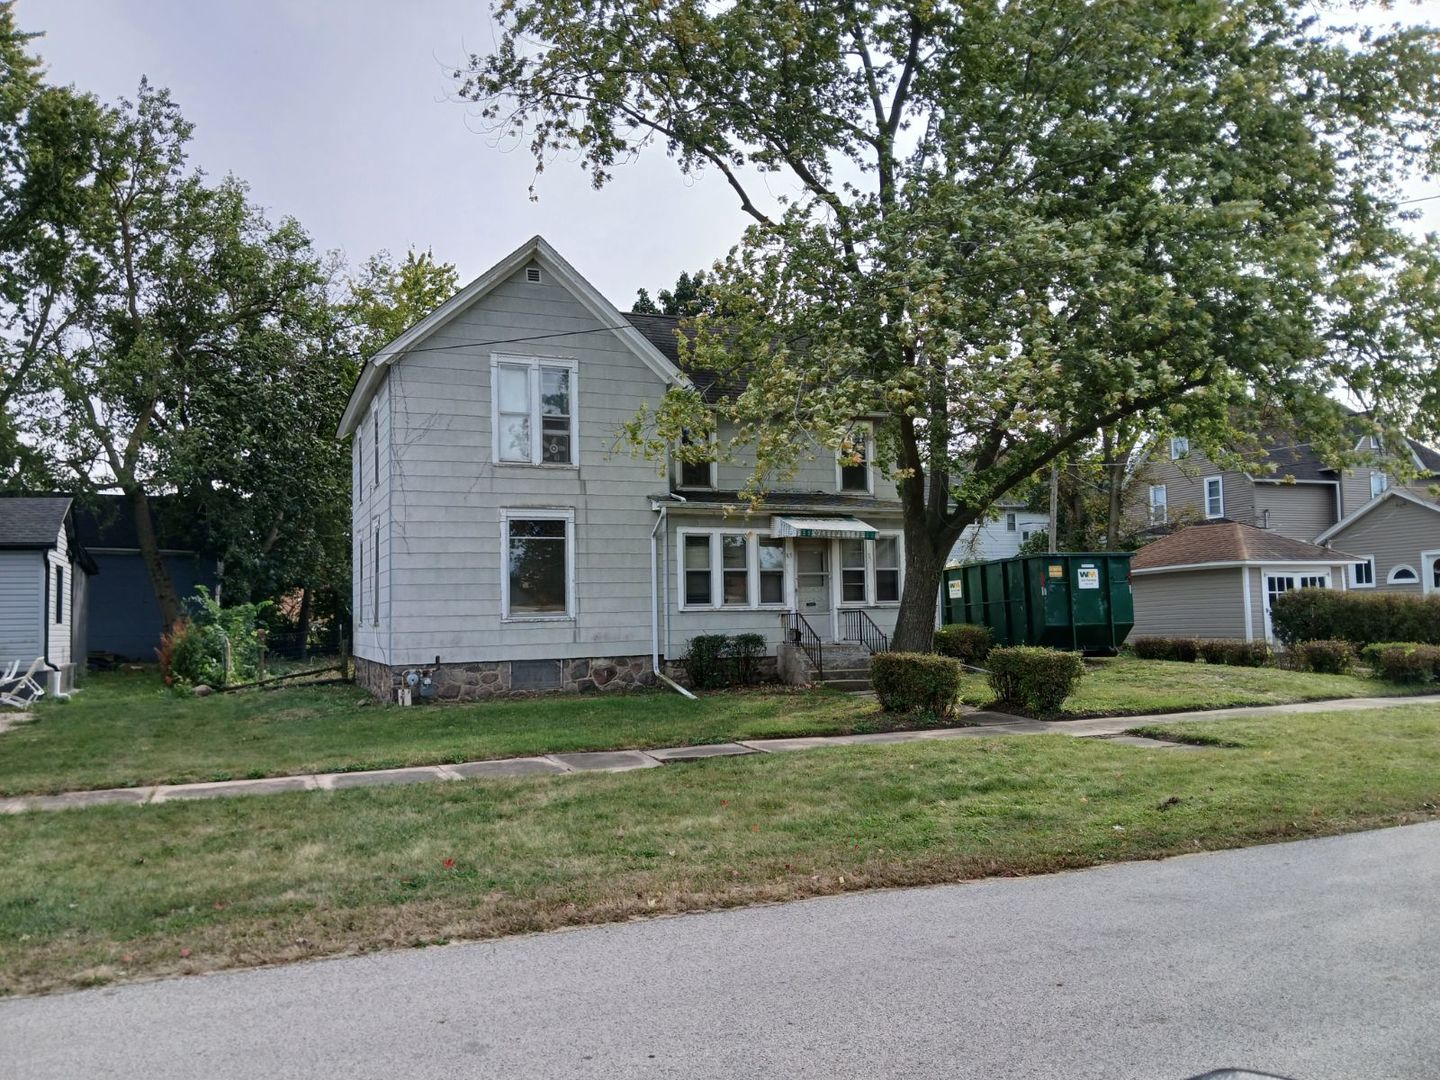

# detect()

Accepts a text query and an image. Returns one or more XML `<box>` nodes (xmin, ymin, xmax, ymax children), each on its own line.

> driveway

<box><xmin>3</xmin><ymin>823</ymin><xmax>1437</xmax><ymax>1080</ymax></box>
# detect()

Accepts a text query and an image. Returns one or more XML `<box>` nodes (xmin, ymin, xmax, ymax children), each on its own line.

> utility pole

<box><xmin>1048</xmin><ymin>462</ymin><xmax>1059</xmax><ymax>553</ymax></box>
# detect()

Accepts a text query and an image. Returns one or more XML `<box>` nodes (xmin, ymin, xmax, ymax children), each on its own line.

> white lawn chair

<box><xmin>0</xmin><ymin>660</ymin><xmax>17</xmax><ymax>684</ymax></box>
<box><xmin>0</xmin><ymin>657</ymin><xmax>46</xmax><ymax>709</ymax></box>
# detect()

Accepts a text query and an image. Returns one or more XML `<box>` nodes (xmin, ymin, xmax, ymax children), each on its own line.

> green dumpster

<box><xmin>941</xmin><ymin>552</ymin><xmax>1134</xmax><ymax>652</ymax></box>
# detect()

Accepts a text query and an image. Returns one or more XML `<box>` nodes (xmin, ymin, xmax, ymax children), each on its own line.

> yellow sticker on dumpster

<box><xmin>1048</xmin><ymin>564</ymin><xmax>1063</xmax><ymax>579</ymax></box>
<box><xmin>1077</xmin><ymin>567</ymin><xmax>1099</xmax><ymax>589</ymax></box>
<box><xmin>947</xmin><ymin>580</ymin><xmax>963</xmax><ymax>599</ymax></box>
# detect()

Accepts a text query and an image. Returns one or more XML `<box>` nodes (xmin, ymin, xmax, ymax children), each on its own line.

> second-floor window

<box><xmin>492</xmin><ymin>355</ymin><xmax>578</xmax><ymax>466</ymax></box>
<box><xmin>1005</xmin><ymin>512</ymin><xmax>1017</xmax><ymax>532</ymax></box>
<box><xmin>676</xmin><ymin>430</ymin><xmax>716</xmax><ymax>489</ymax></box>
<box><xmin>1204</xmin><ymin>476</ymin><xmax>1224</xmax><ymax>519</ymax></box>
<box><xmin>1148</xmin><ymin>484</ymin><xmax>1168</xmax><ymax>524</ymax></box>
<box><xmin>1370</xmin><ymin>472</ymin><xmax>1389</xmax><ymax>499</ymax></box>
<box><xmin>1169</xmin><ymin>437</ymin><xmax>1189</xmax><ymax>460</ymax></box>
<box><xmin>838</xmin><ymin>424</ymin><xmax>873</xmax><ymax>493</ymax></box>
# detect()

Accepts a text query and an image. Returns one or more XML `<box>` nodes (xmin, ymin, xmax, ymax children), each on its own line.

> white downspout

<box><xmin>650</xmin><ymin>499</ymin><xmax>696</xmax><ymax>699</ymax></box>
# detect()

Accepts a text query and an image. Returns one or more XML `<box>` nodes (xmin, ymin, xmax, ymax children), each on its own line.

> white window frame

<box><xmin>1424</xmin><ymin>549</ymin><xmax>1440</xmax><ymax>595</ymax></box>
<box><xmin>837</xmin><ymin>536</ymin><xmax>869</xmax><ymax>607</ymax></box>
<box><xmin>1369</xmin><ymin>471</ymin><xmax>1389</xmax><ymax>499</ymax></box>
<box><xmin>372</xmin><ymin>408</ymin><xmax>380</xmax><ymax>490</ymax></box>
<box><xmin>1148</xmin><ymin>483</ymin><xmax>1168</xmax><ymax>524</ymax></box>
<box><xmin>872</xmin><ymin>533</ymin><xmax>903</xmax><ymax>605</ymax></box>
<box><xmin>835</xmin><ymin>422</ymin><xmax>875</xmax><ymax>494</ymax></box>
<box><xmin>1005</xmin><ymin>512</ymin><xmax>1018</xmax><ymax>532</ymax></box>
<box><xmin>1203</xmin><ymin>476</ymin><xmax>1224</xmax><ymax>519</ymax></box>
<box><xmin>500</xmin><ymin>508</ymin><xmax>576</xmax><ymax>621</ymax></box>
<box><xmin>371</xmin><ymin>524</ymin><xmax>380</xmax><ymax>627</ymax></box>
<box><xmin>1349</xmin><ymin>556</ymin><xmax>1377</xmax><ymax>589</ymax></box>
<box><xmin>1387</xmin><ymin>563</ymin><xmax>1419</xmax><ymax>585</ymax></box>
<box><xmin>355</xmin><ymin>430</ymin><xmax>364</xmax><ymax>497</ymax></box>
<box><xmin>490</xmin><ymin>354</ymin><xmax>580</xmax><ymax>468</ymax></box>
<box><xmin>835</xmin><ymin>531</ymin><xmax>905</xmax><ymax>609</ymax></box>
<box><xmin>676</xmin><ymin>528</ymin><xmax>789</xmax><ymax>611</ymax></box>
<box><xmin>674</xmin><ymin>429</ymin><xmax>718</xmax><ymax>490</ymax></box>
<box><xmin>357</xmin><ymin>534</ymin><xmax>364</xmax><ymax>625</ymax></box>
<box><xmin>1169</xmin><ymin>437</ymin><xmax>1189</xmax><ymax>460</ymax></box>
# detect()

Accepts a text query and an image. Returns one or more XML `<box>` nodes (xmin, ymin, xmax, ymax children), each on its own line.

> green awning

<box><xmin>770</xmin><ymin>515</ymin><xmax>878</xmax><ymax>541</ymax></box>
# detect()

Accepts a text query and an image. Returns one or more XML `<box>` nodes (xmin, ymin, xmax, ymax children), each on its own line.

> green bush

<box><xmin>986</xmin><ymin>646</ymin><xmax>1086</xmax><ymax>715</ymax></box>
<box><xmin>683</xmin><ymin>634</ymin><xmax>732</xmax><ymax>689</ymax></box>
<box><xmin>157</xmin><ymin>587</ymin><xmax>270</xmax><ymax>690</ymax></box>
<box><xmin>1361</xmin><ymin>642</ymin><xmax>1440</xmax><ymax>684</ymax></box>
<box><xmin>727</xmin><ymin>633</ymin><xmax>766</xmax><ymax>685</ymax></box>
<box><xmin>1293</xmin><ymin>639</ymin><xmax>1356</xmax><ymax>675</ymax></box>
<box><xmin>1131</xmin><ymin>636</ymin><xmax>1199</xmax><ymax>663</ymax></box>
<box><xmin>1270</xmin><ymin>588</ymin><xmax>1440</xmax><ymax>649</ymax></box>
<box><xmin>871</xmin><ymin>652</ymin><xmax>963</xmax><ymax>721</ymax></box>
<box><xmin>1196</xmin><ymin>639</ymin><xmax>1231</xmax><ymax>665</ymax></box>
<box><xmin>1195</xmin><ymin>639</ymin><xmax>1271</xmax><ymax>667</ymax></box>
<box><xmin>933</xmin><ymin>623</ymin><xmax>993</xmax><ymax>664</ymax></box>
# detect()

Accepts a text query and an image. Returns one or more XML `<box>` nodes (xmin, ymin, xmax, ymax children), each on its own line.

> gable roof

<box><xmin>1248</xmin><ymin>441</ymin><xmax>1337</xmax><ymax>484</ymax></box>
<box><xmin>0</xmin><ymin>496</ymin><xmax>72</xmax><ymax>548</ymax></box>
<box><xmin>1132</xmin><ymin>521</ymin><xmax>1361</xmax><ymax>574</ymax></box>
<box><xmin>1313</xmin><ymin>487</ymin><xmax>1440</xmax><ymax>544</ymax></box>
<box><xmin>337</xmin><ymin>236</ymin><xmax>685</xmax><ymax>437</ymax></box>
<box><xmin>1407</xmin><ymin>437</ymin><xmax>1440</xmax><ymax>476</ymax></box>
<box><xmin>622</xmin><ymin>312</ymin><xmax>749</xmax><ymax>404</ymax></box>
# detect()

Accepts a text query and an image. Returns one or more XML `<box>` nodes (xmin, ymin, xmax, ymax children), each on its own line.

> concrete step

<box><xmin>818</xmin><ymin>678</ymin><xmax>873</xmax><ymax>692</ymax></box>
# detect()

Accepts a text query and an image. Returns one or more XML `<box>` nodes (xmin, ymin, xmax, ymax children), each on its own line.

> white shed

<box><xmin>0</xmin><ymin>496</ymin><xmax>95</xmax><ymax>696</ymax></box>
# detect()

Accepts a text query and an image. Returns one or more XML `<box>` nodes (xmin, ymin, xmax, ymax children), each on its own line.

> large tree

<box><xmin>463</xmin><ymin>0</ymin><xmax>1440</xmax><ymax>649</ymax></box>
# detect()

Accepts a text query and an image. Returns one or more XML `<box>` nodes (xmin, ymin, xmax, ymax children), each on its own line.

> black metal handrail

<box><xmin>841</xmin><ymin>609</ymin><xmax>890</xmax><ymax>654</ymax></box>
<box><xmin>781</xmin><ymin>611</ymin><xmax>824</xmax><ymax>678</ymax></box>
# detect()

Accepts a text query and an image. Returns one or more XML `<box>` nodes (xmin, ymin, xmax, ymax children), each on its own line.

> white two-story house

<box><xmin>337</xmin><ymin>236</ymin><xmax>907</xmax><ymax>700</ymax></box>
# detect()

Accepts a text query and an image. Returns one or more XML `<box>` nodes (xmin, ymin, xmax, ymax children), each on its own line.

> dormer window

<box><xmin>838</xmin><ymin>424</ymin><xmax>873</xmax><ymax>493</ymax></box>
<box><xmin>1370</xmin><ymin>472</ymin><xmax>1389</xmax><ymax>499</ymax></box>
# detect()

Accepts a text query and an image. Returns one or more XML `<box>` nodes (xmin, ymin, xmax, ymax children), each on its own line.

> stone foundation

<box><xmin>355</xmin><ymin>654</ymin><xmax>657</xmax><ymax>703</ymax></box>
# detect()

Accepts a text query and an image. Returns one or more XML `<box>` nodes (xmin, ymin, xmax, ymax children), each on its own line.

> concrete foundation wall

<box><xmin>355</xmin><ymin>653</ymin><xmax>656</xmax><ymax>702</ymax></box>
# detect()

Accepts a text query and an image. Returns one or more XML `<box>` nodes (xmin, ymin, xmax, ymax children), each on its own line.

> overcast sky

<box><xmin>17</xmin><ymin>0</ymin><xmax>1440</xmax><ymax>307</ymax></box>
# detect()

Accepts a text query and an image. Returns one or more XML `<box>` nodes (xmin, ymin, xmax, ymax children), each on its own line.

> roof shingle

<box><xmin>1132</xmin><ymin>521</ymin><xmax>1360</xmax><ymax>572</ymax></box>
<box><xmin>0</xmin><ymin>497</ymin><xmax>72</xmax><ymax>548</ymax></box>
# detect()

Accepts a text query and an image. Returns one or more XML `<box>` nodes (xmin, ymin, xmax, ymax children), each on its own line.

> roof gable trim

<box><xmin>1313</xmin><ymin>487</ymin><xmax>1440</xmax><ymax>543</ymax></box>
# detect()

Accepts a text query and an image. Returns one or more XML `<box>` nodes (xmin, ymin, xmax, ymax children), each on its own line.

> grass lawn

<box><xmin>958</xmin><ymin>655</ymin><xmax>1423</xmax><ymax>717</ymax></box>
<box><xmin>0</xmin><ymin>671</ymin><xmax>900</xmax><ymax>796</ymax></box>
<box><xmin>1</xmin><ymin>702</ymin><xmax>1436</xmax><ymax>995</ymax></box>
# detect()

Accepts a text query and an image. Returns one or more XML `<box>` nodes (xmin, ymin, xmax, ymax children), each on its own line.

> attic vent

<box><xmin>525</xmin><ymin>265</ymin><xmax>542</xmax><ymax>284</ymax></box>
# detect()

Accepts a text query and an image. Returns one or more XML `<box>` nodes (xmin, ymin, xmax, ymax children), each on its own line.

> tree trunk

<box><xmin>297</xmin><ymin>585</ymin><xmax>312</xmax><ymax>661</ymax></box>
<box><xmin>890</xmin><ymin>519</ymin><xmax>947</xmax><ymax>652</ymax></box>
<box><xmin>125</xmin><ymin>484</ymin><xmax>182</xmax><ymax>628</ymax></box>
<box><xmin>1105</xmin><ymin>460</ymin><xmax>1126</xmax><ymax>549</ymax></box>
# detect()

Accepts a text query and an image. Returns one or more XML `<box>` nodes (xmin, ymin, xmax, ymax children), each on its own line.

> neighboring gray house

<box><xmin>72</xmin><ymin>495</ymin><xmax>219</xmax><ymax>662</ymax></box>
<box><xmin>1130</xmin><ymin>522</ymin><xmax>1360</xmax><ymax>644</ymax></box>
<box><xmin>337</xmin><ymin>236</ymin><xmax>906</xmax><ymax>700</ymax></box>
<box><xmin>0</xmin><ymin>496</ymin><xmax>95</xmax><ymax>695</ymax></box>
<box><xmin>1314</xmin><ymin>488</ymin><xmax>1440</xmax><ymax>594</ymax></box>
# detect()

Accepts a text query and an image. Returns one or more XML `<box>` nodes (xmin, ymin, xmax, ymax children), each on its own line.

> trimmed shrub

<box><xmin>1270</xmin><ymin>588</ymin><xmax>1440</xmax><ymax>649</ymax></box>
<box><xmin>986</xmin><ymin>646</ymin><xmax>1086</xmax><ymax>715</ymax></box>
<box><xmin>933</xmin><ymin>623</ymin><xmax>993</xmax><ymax>665</ymax></box>
<box><xmin>1196</xmin><ymin>639</ymin><xmax>1231</xmax><ymax>665</ymax></box>
<box><xmin>683</xmin><ymin>634</ymin><xmax>732</xmax><ymax>689</ymax></box>
<box><xmin>1131</xmin><ymin>636</ymin><xmax>1200</xmax><ymax>663</ymax></box>
<box><xmin>1293</xmin><ymin>639</ymin><xmax>1356</xmax><ymax>675</ymax></box>
<box><xmin>1195</xmin><ymin>639</ymin><xmax>1272</xmax><ymax>667</ymax></box>
<box><xmin>871</xmin><ymin>652</ymin><xmax>963</xmax><ymax>721</ymax></box>
<box><xmin>727</xmin><ymin>633</ymin><xmax>766</xmax><ymax>685</ymax></box>
<box><xmin>1361</xmin><ymin>642</ymin><xmax>1440</xmax><ymax>684</ymax></box>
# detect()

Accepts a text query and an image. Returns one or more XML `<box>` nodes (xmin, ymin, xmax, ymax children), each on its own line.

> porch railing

<box><xmin>781</xmin><ymin>611</ymin><xmax>824</xmax><ymax>678</ymax></box>
<box><xmin>841</xmin><ymin>609</ymin><xmax>890</xmax><ymax>654</ymax></box>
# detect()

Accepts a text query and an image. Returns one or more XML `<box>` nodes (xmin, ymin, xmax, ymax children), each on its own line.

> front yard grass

<box><xmin>958</xmin><ymin>655</ymin><xmax>1424</xmax><ymax>717</ymax></box>
<box><xmin>2</xmin><ymin>702</ymin><xmax>1437</xmax><ymax>995</ymax></box>
<box><xmin>0</xmin><ymin>671</ymin><xmax>903</xmax><ymax>797</ymax></box>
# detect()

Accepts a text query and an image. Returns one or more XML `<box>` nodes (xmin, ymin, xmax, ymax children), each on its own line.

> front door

<box><xmin>1263</xmin><ymin>574</ymin><xmax>1295</xmax><ymax>643</ymax></box>
<box><xmin>794</xmin><ymin>540</ymin><xmax>832</xmax><ymax>637</ymax></box>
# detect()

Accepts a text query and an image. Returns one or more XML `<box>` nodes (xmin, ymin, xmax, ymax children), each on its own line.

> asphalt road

<box><xmin>4</xmin><ymin>823</ymin><xmax>1438</xmax><ymax>1080</ymax></box>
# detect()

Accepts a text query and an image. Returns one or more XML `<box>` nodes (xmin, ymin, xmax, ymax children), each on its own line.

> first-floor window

<box><xmin>54</xmin><ymin>565</ymin><xmax>64</xmax><ymax>623</ymax></box>
<box><xmin>1351</xmin><ymin>558</ymin><xmax>1376</xmax><ymax>588</ymax></box>
<box><xmin>505</xmin><ymin>513</ymin><xmax>572</xmax><ymax>617</ymax></box>
<box><xmin>372</xmin><ymin>527</ymin><xmax>380</xmax><ymax>625</ymax></box>
<box><xmin>1388</xmin><ymin>564</ymin><xmax>1419</xmax><ymax>584</ymax></box>
<box><xmin>874</xmin><ymin>537</ymin><xmax>901</xmax><ymax>603</ymax></box>
<box><xmin>684</xmin><ymin>535</ymin><xmax>713</xmax><ymax>606</ymax></box>
<box><xmin>1298</xmin><ymin>574</ymin><xmax>1327</xmax><ymax>590</ymax></box>
<box><xmin>840</xmin><ymin>539</ymin><xmax>867</xmax><ymax>603</ymax></box>
<box><xmin>357</xmin><ymin>538</ymin><xmax>364</xmax><ymax>624</ymax></box>
<box><xmin>721</xmin><ymin>534</ymin><xmax>748</xmax><ymax>606</ymax></box>
<box><xmin>758</xmin><ymin>539</ymin><xmax>786</xmax><ymax>604</ymax></box>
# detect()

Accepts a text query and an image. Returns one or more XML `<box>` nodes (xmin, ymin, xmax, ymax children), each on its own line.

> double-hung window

<box><xmin>874</xmin><ymin>537</ymin><xmax>901</xmax><ymax>603</ymax></box>
<box><xmin>502</xmin><ymin>510</ymin><xmax>574</xmax><ymax>619</ymax></box>
<box><xmin>1351</xmin><ymin>557</ymin><xmax>1376</xmax><ymax>588</ymax></box>
<box><xmin>840</xmin><ymin>540</ymin><xmax>867</xmax><ymax>603</ymax></box>
<box><xmin>837</xmin><ymin>424</ymin><xmax>873</xmax><ymax>493</ymax></box>
<box><xmin>1148</xmin><ymin>484</ymin><xmax>1168</xmax><ymax>524</ymax></box>
<box><xmin>493</xmin><ymin>355</ymin><xmax>578</xmax><ymax>466</ymax></box>
<box><xmin>676</xmin><ymin>429</ymin><xmax>716</xmax><ymax>489</ymax></box>
<box><xmin>1005</xmin><ymin>512</ymin><xmax>1018</xmax><ymax>532</ymax></box>
<box><xmin>1203</xmin><ymin>476</ymin><xmax>1224</xmax><ymax>519</ymax></box>
<box><xmin>1170</xmin><ymin>437</ymin><xmax>1189</xmax><ymax>460</ymax></box>
<box><xmin>681</xmin><ymin>531</ymin><xmax>788</xmax><ymax>609</ymax></box>
<box><xmin>372</xmin><ymin>526</ymin><xmax>380</xmax><ymax>625</ymax></box>
<box><xmin>1370</xmin><ymin>472</ymin><xmax>1389</xmax><ymax>499</ymax></box>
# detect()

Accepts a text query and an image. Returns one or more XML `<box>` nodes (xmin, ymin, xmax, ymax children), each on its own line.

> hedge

<box><xmin>986</xmin><ymin>646</ymin><xmax>1085</xmax><ymax>715</ymax></box>
<box><xmin>683</xmin><ymin>632</ymin><xmax>769</xmax><ymax>688</ymax></box>
<box><xmin>871</xmin><ymin>652</ymin><xmax>964</xmax><ymax>721</ymax></box>
<box><xmin>1361</xmin><ymin>642</ymin><xmax>1440</xmax><ymax>684</ymax></box>
<box><xmin>933</xmin><ymin>623</ymin><xmax>993</xmax><ymax>664</ymax></box>
<box><xmin>1292</xmin><ymin>639</ymin><xmax>1356</xmax><ymax>675</ymax></box>
<box><xmin>1270</xmin><ymin>588</ymin><xmax>1440</xmax><ymax>649</ymax></box>
<box><xmin>1131</xmin><ymin>636</ymin><xmax>1199</xmax><ymax>663</ymax></box>
<box><xmin>1196</xmin><ymin>639</ymin><xmax>1273</xmax><ymax>667</ymax></box>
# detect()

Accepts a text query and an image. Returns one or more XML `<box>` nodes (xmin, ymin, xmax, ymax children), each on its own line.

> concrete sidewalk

<box><xmin>3</xmin><ymin>692</ymin><xmax>1436</xmax><ymax>815</ymax></box>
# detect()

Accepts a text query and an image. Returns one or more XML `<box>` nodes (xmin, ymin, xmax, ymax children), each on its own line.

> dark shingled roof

<box><xmin>1133</xmin><ymin>521</ymin><xmax>1359</xmax><ymax>572</ymax></box>
<box><xmin>1408</xmin><ymin>438</ymin><xmax>1440</xmax><ymax>476</ymax></box>
<box><xmin>623</xmin><ymin>312</ymin><xmax>746</xmax><ymax>402</ymax></box>
<box><xmin>1250</xmin><ymin>442</ymin><xmax>1336</xmax><ymax>483</ymax></box>
<box><xmin>72</xmin><ymin>494</ymin><xmax>204</xmax><ymax>552</ymax></box>
<box><xmin>0</xmin><ymin>496</ymin><xmax>72</xmax><ymax>548</ymax></box>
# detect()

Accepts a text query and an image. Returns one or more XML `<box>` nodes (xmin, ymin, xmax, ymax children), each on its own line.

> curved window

<box><xmin>1387</xmin><ymin>564</ymin><xmax>1419</xmax><ymax>584</ymax></box>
